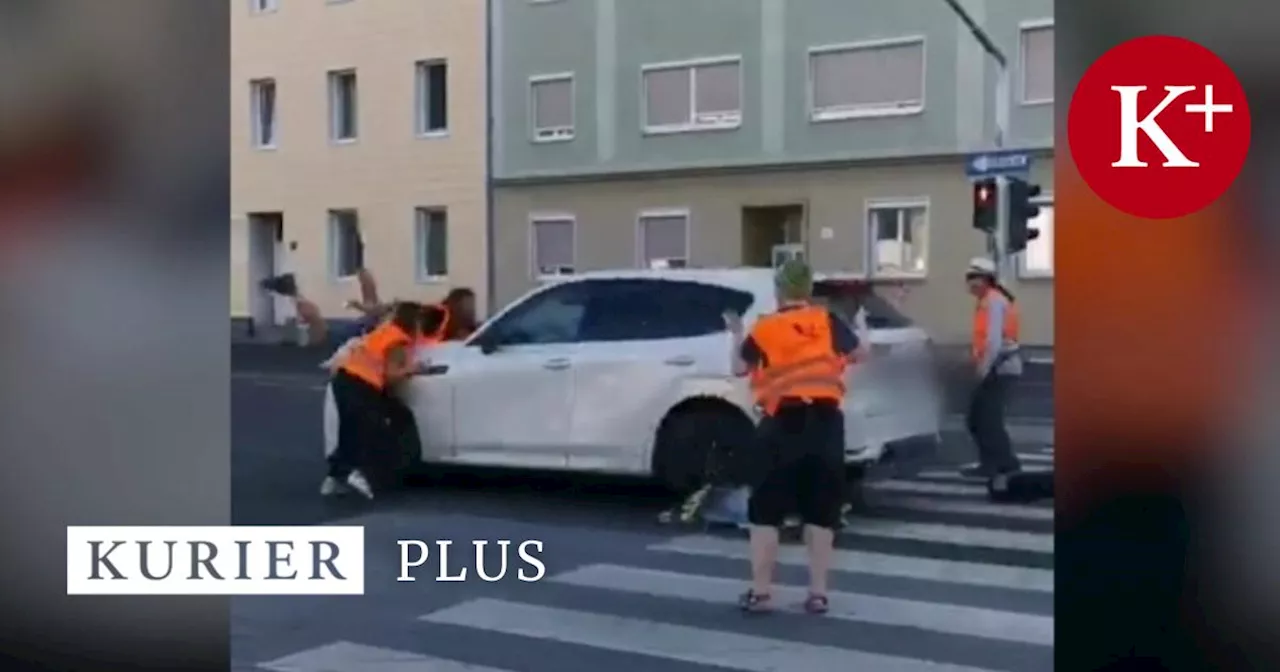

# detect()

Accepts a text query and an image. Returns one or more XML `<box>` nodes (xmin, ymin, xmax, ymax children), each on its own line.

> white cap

<box><xmin>966</xmin><ymin>257</ymin><xmax>997</xmax><ymax>276</ymax></box>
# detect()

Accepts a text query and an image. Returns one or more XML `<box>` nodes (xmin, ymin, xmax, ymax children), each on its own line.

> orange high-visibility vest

<box><xmin>339</xmin><ymin>321</ymin><xmax>412</xmax><ymax>390</ymax></box>
<box><xmin>972</xmin><ymin>287</ymin><xmax>1021</xmax><ymax>364</ymax></box>
<box><xmin>747</xmin><ymin>305</ymin><xmax>847</xmax><ymax>416</ymax></box>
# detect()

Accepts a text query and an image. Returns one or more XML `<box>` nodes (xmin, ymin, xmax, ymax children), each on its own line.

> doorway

<box><xmin>740</xmin><ymin>204</ymin><xmax>805</xmax><ymax>267</ymax></box>
<box><xmin>246</xmin><ymin>212</ymin><xmax>288</xmax><ymax>330</ymax></box>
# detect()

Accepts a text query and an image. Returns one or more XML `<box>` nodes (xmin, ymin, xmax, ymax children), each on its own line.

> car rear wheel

<box><xmin>652</xmin><ymin>402</ymin><xmax>756</xmax><ymax>495</ymax></box>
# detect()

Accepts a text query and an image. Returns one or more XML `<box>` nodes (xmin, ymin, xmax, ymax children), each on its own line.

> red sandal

<box><xmin>803</xmin><ymin>594</ymin><xmax>830</xmax><ymax>614</ymax></box>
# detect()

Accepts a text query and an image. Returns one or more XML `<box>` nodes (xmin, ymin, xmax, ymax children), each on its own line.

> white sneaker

<box><xmin>320</xmin><ymin>476</ymin><xmax>349</xmax><ymax>496</ymax></box>
<box><xmin>346</xmin><ymin>471</ymin><xmax>374</xmax><ymax>499</ymax></box>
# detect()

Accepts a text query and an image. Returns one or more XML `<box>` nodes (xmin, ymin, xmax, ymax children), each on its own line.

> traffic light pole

<box><xmin>994</xmin><ymin>175</ymin><xmax>1013</xmax><ymax>280</ymax></box>
<box><xmin>941</xmin><ymin>0</ymin><xmax>1013</xmax><ymax>277</ymax></box>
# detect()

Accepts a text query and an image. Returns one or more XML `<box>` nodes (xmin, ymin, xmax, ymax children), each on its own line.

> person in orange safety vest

<box><xmin>727</xmin><ymin>260</ymin><xmax>860</xmax><ymax>615</ymax></box>
<box><xmin>958</xmin><ymin>257</ymin><xmax>1024</xmax><ymax>479</ymax></box>
<box><xmin>321</xmin><ymin>301</ymin><xmax>422</xmax><ymax>499</ymax></box>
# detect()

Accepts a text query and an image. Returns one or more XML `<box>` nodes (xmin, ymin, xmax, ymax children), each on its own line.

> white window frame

<box><xmin>249</xmin><ymin>78</ymin><xmax>277</xmax><ymax>149</ymax></box>
<box><xmin>635</xmin><ymin>208</ymin><xmax>692</xmax><ymax>269</ymax></box>
<box><xmin>415</xmin><ymin>59</ymin><xmax>449</xmax><ymax>137</ymax></box>
<box><xmin>1017</xmin><ymin>197</ymin><xmax>1054</xmax><ymax>279</ymax></box>
<box><xmin>807</xmin><ymin>36</ymin><xmax>927</xmax><ymax>122</ymax></box>
<box><xmin>249</xmin><ymin>0</ymin><xmax>278</xmax><ymax>15</ymax></box>
<box><xmin>641</xmin><ymin>55</ymin><xmax>744</xmax><ymax>135</ymax></box>
<box><xmin>327</xmin><ymin>69</ymin><xmax>358</xmax><ymax>143</ymax></box>
<box><xmin>529</xmin><ymin>213</ymin><xmax>577</xmax><ymax>279</ymax></box>
<box><xmin>414</xmin><ymin>207</ymin><xmax>449</xmax><ymax>283</ymax></box>
<box><xmin>1018</xmin><ymin>19</ymin><xmax>1054</xmax><ymax>106</ymax></box>
<box><xmin>327</xmin><ymin>209</ymin><xmax>362</xmax><ymax>280</ymax></box>
<box><xmin>864</xmin><ymin>197</ymin><xmax>930</xmax><ymax>279</ymax></box>
<box><xmin>528</xmin><ymin>73</ymin><xmax>575</xmax><ymax>143</ymax></box>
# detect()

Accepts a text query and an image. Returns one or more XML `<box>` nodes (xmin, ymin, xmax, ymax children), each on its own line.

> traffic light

<box><xmin>972</xmin><ymin>178</ymin><xmax>997</xmax><ymax>232</ymax></box>
<box><xmin>1006</xmin><ymin>177</ymin><xmax>1042</xmax><ymax>254</ymax></box>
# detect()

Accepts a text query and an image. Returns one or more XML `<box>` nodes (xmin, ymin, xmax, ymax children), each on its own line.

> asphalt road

<box><xmin>231</xmin><ymin>346</ymin><xmax>1054</xmax><ymax>672</ymax></box>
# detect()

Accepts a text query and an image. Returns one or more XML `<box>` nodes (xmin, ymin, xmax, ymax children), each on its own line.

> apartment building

<box><xmin>231</xmin><ymin>0</ymin><xmax>488</xmax><ymax>337</ymax></box>
<box><xmin>491</xmin><ymin>0</ymin><xmax>1055</xmax><ymax>346</ymax></box>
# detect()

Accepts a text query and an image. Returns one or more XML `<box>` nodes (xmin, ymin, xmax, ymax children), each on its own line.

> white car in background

<box><xmin>393</xmin><ymin>268</ymin><xmax>943</xmax><ymax>491</ymax></box>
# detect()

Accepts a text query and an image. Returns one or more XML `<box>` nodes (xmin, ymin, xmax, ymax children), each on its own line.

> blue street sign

<box><xmin>965</xmin><ymin>149</ymin><xmax>1033</xmax><ymax>178</ymax></box>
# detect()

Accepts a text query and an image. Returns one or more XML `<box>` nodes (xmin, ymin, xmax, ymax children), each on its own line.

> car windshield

<box><xmin>813</xmin><ymin>280</ymin><xmax>913</xmax><ymax>329</ymax></box>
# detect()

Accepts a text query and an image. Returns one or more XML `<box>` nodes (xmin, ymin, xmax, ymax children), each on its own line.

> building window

<box><xmin>415</xmin><ymin>207</ymin><xmax>448</xmax><ymax>281</ymax></box>
<box><xmin>327</xmin><ymin>69</ymin><xmax>358</xmax><ymax>141</ymax></box>
<box><xmin>249</xmin><ymin>79</ymin><xmax>276</xmax><ymax>148</ymax></box>
<box><xmin>530</xmin><ymin>74</ymin><xmax>574</xmax><ymax>142</ymax></box>
<box><xmin>638</xmin><ymin>210</ymin><xmax>689</xmax><ymax>268</ymax></box>
<box><xmin>328</xmin><ymin>210</ymin><xmax>363</xmax><ymax>279</ymax></box>
<box><xmin>1020</xmin><ymin>23</ymin><xmax>1054</xmax><ymax>104</ymax></box>
<box><xmin>642</xmin><ymin>58</ymin><xmax>742</xmax><ymax>134</ymax></box>
<box><xmin>867</xmin><ymin>202</ymin><xmax>928</xmax><ymax>277</ymax></box>
<box><xmin>809</xmin><ymin>38</ymin><xmax>925</xmax><ymax>121</ymax></box>
<box><xmin>250</xmin><ymin>0</ymin><xmax>278</xmax><ymax>14</ymax></box>
<box><xmin>415</xmin><ymin>60</ymin><xmax>448</xmax><ymax>135</ymax></box>
<box><xmin>531</xmin><ymin>216</ymin><xmax>575</xmax><ymax>276</ymax></box>
<box><xmin>1018</xmin><ymin>203</ymin><xmax>1054</xmax><ymax>277</ymax></box>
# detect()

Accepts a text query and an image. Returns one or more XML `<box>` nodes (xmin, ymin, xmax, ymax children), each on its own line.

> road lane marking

<box><xmin>420</xmin><ymin>599</ymin><xmax>1002</xmax><ymax>672</ymax></box>
<box><xmin>259</xmin><ymin>641</ymin><xmax>515</xmax><ymax>672</ymax></box>
<box><xmin>650</xmin><ymin>535</ymin><xmax>1053</xmax><ymax>593</ymax></box>
<box><xmin>551</xmin><ymin>564</ymin><xmax>1053</xmax><ymax>645</ymax></box>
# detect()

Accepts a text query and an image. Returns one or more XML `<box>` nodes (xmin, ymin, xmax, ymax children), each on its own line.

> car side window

<box><xmin>578</xmin><ymin>279</ymin><xmax>755</xmax><ymax>342</ymax></box>
<box><xmin>483</xmin><ymin>282</ymin><xmax>589</xmax><ymax>346</ymax></box>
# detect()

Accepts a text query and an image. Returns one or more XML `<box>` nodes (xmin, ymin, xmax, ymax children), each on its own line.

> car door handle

<box><xmin>664</xmin><ymin>355</ymin><xmax>695</xmax><ymax>366</ymax></box>
<box><xmin>542</xmin><ymin>358</ymin><xmax>571</xmax><ymax>370</ymax></box>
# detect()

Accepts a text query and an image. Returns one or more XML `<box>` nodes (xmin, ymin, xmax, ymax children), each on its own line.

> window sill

<box><xmin>330</xmin><ymin>138</ymin><xmax>358</xmax><ymax>146</ymax></box>
<box><xmin>867</xmin><ymin>272</ymin><xmax>929</xmax><ymax>282</ymax></box>
<box><xmin>250</xmin><ymin>10</ymin><xmax>279</xmax><ymax>16</ymax></box>
<box><xmin>1020</xmin><ymin>98</ymin><xmax>1053</xmax><ymax>107</ymax></box>
<box><xmin>643</xmin><ymin>120</ymin><xmax>741</xmax><ymax>136</ymax></box>
<box><xmin>531</xmin><ymin>130</ymin><xmax>575</xmax><ymax>143</ymax></box>
<box><xmin>417</xmin><ymin>130</ymin><xmax>449</xmax><ymax>140</ymax></box>
<box><xmin>810</xmin><ymin>105</ymin><xmax>923</xmax><ymax>123</ymax></box>
<box><xmin>252</xmin><ymin>144</ymin><xmax>277</xmax><ymax>152</ymax></box>
<box><xmin>1017</xmin><ymin>271</ymin><xmax>1054</xmax><ymax>280</ymax></box>
<box><xmin>416</xmin><ymin>274</ymin><xmax>449</xmax><ymax>285</ymax></box>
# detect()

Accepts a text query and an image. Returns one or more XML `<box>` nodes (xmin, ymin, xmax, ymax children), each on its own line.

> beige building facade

<box><xmin>231</xmin><ymin>0</ymin><xmax>489</xmax><ymax>333</ymax></box>
<box><xmin>493</xmin><ymin>158</ymin><xmax>1054</xmax><ymax>347</ymax></box>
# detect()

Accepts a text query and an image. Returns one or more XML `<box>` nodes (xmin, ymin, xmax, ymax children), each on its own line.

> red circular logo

<box><xmin>1067</xmin><ymin>35</ymin><xmax>1251</xmax><ymax>219</ymax></box>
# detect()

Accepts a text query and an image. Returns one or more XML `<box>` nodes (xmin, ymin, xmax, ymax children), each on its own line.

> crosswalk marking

<box><xmin>866</xmin><ymin>480</ymin><xmax>990</xmax><ymax>497</ymax></box>
<box><xmin>1019</xmin><ymin>452</ymin><xmax>1053</xmax><ymax>464</ymax></box>
<box><xmin>842</xmin><ymin>519</ymin><xmax>1053</xmax><ymax>552</ymax></box>
<box><xmin>259</xmin><ymin>641</ymin><xmax>515</xmax><ymax>671</ymax></box>
<box><xmin>871</xmin><ymin>495</ymin><xmax>1053</xmax><ymax>521</ymax></box>
<box><xmin>420</xmin><ymin>598</ymin><xmax>1003</xmax><ymax>672</ymax></box>
<box><xmin>913</xmin><ymin>469</ymin><xmax>1052</xmax><ymax>484</ymax></box>
<box><xmin>650</xmin><ymin>535</ymin><xmax>1054</xmax><ymax>592</ymax></box>
<box><xmin>551</xmin><ymin>564</ymin><xmax>1054</xmax><ymax>645</ymax></box>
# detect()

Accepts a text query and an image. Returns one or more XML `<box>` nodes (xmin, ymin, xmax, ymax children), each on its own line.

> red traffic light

<box><xmin>976</xmin><ymin>185</ymin><xmax>992</xmax><ymax>204</ymax></box>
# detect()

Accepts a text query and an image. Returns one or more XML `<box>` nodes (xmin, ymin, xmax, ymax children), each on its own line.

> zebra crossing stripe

<box><xmin>1019</xmin><ymin>452</ymin><xmax>1053</xmax><ymax>464</ymax></box>
<box><xmin>551</xmin><ymin>564</ymin><xmax>1054</xmax><ymax>645</ymax></box>
<box><xmin>649</xmin><ymin>535</ymin><xmax>1054</xmax><ymax>592</ymax></box>
<box><xmin>871</xmin><ymin>495</ymin><xmax>1053</xmax><ymax>521</ymax></box>
<box><xmin>420</xmin><ymin>598</ymin><xmax>1002</xmax><ymax>672</ymax></box>
<box><xmin>258</xmin><ymin>640</ymin><xmax>516</xmax><ymax>672</ymax></box>
<box><xmin>866</xmin><ymin>480</ymin><xmax>990</xmax><ymax>497</ymax></box>
<box><xmin>842</xmin><ymin>519</ymin><xmax>1053</xmax><ymax>553</ymax></box>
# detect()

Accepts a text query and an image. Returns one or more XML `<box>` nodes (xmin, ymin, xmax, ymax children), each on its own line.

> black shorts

<box><xmin>747</xmin><ymin>401</ymin><xmax>846</xmax><ymax>529</ymax></box>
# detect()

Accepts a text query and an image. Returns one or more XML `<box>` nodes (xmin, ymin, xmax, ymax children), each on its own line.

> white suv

<box><xmin>396</xmin><ymin>268</ymin><xmax>942</xmax><ymax>491</ymax></box>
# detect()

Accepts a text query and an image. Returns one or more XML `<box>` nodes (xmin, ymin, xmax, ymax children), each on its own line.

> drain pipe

<box><xmin>483</xmin><ymin>0</ymin><xmax>497</xmax><ymax>317</ymax></box>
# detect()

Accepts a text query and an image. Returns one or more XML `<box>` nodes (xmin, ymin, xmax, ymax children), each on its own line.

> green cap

<box><xmin>774</xmin><ymin>259</ymin><xmax>813</xmax><ymax>300</ymax></box>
